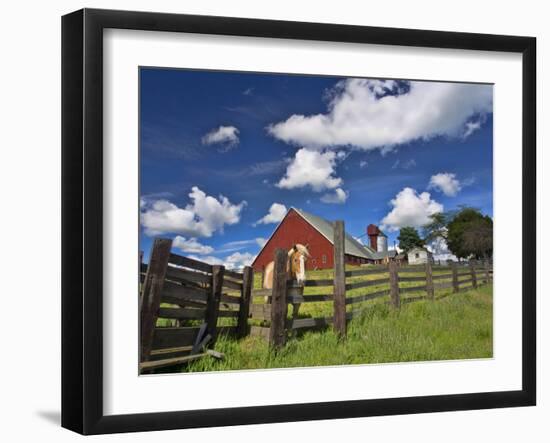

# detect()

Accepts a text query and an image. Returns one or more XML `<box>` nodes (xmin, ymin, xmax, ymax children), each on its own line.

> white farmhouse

<box><xmin>407</xmin><ymin>247</ymin><xmax>433</xmax><ymax>265</ymax></box>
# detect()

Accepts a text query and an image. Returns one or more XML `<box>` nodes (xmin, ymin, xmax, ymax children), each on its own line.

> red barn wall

<box><xmin>252</xmin><ymin>209</ymin><xmax>335</xmax><ymax>271</ymax></box>
<box><xmin>252</xmin><ymin>209</ymin><xmax>371</xmax><ymax>271</ymax></box>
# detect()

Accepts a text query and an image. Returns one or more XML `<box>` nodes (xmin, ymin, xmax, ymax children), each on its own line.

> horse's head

<box><xmin>288</xmin><ymin>244</ymin><xmax>310</xmax><ymax>286</ymax></box>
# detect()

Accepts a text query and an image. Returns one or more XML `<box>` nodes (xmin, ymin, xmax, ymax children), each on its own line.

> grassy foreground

<box><xmin>181</xmin><ymin>284</ymin><xmax>493</xmax><ymax>372</ymax></box>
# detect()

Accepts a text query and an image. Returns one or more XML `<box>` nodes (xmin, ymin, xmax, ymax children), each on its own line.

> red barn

<box><xmin>252</xmin><ymin>207</ymin><xmax>379</xmax><ymax>271</ymax></box>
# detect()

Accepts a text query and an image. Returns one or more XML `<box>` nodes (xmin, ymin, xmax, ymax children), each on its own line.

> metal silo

<box><xmin>377</xmin><ymin>234</ymin><xmax>388</xmax><ymax>252</ymax></box>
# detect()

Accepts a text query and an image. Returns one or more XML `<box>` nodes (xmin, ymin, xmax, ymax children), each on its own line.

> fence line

<box><xmin>139</xmin><ymin>222</ymin><xmax>493</xmax><ymax>369</ymax></box>
<box><xmin>261</xmin><ymin>220</ymin><xmax>492</xmax><ymax>348</ymax></box>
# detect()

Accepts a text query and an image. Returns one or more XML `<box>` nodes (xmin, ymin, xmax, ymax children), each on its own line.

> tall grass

<box><xmin>181</xmin><ymin>284</ymin><xmax>493</xmax><ymax>373</ymax></box>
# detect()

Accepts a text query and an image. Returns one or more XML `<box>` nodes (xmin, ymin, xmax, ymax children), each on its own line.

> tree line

<box><xmin>396</xmin><ymin>207</ymin><xmax>493</xmax><ymax>260</ymax></box>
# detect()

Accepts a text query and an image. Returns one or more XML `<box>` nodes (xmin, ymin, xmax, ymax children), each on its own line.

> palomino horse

<box><xmin>262</xmin><ymin>244</ymin><xmax>311</xmax><ymax>319</ymax></box>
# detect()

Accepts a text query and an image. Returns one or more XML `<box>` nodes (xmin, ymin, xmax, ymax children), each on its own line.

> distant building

<box><xmin>367</xmin><ymin>224</ymin><xmax>388</xmax><ymax>252</ymax></box>
<box><xmin>407</xmin><ymin>247</ymin><xmax>433</xmax><ymax>265</ymax></box>
<box><xmin>395</xmin><ymin>252</ymin><xmax>407</xmax><ymax>265</ymax></box>
<box><xmin>367</xmin><ymin>224</ymin><xmax>397</xmax><ymax>264</ymax></box>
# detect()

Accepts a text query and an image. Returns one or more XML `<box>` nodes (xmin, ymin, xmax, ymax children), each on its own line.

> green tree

<box><xmin>397</xmin><ymin>227</ymin><xmax>424</xmax><ymax>253</ymax></box>
<box><xmin>447</xmin><ymin>208</ymin><xmax>493</xmax><ymax>259</ymax></box>
<box><xmin>423</xmin><ymin>212</ymin><xmax>450</xmax><ymax>243</ymax></box>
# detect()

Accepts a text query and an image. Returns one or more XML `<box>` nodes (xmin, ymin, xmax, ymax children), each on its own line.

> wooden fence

<box><xmin>139</xmin><ymin>223</ymin><xmax>493</xmax><ymax>369</ymax></box>
<box><xmin>249</xmin><ymin>221</ymin><xmax>493</xmax><ymax>349</ymax></box>
<box><xmin>139</xmin><ymin>238</ymin><xmax>253</xmax><ymax>373</ymax></box>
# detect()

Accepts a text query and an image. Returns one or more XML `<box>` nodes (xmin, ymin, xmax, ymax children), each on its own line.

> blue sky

<box><xmin>139</xmin><ymin>68</ymin><xmax>493</xmax><ymax>267</ymax></box>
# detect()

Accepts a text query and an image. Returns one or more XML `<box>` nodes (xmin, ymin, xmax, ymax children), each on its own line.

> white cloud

<box><xmin>223</xmin><ymin>252</ymin><xmax>255</xmax><ymax>270</ymax></box>
<box><xmin>359</xmin><ymin>160</ymin><xmax>368</xmax><ymax>169</ymax></box>
<box><xmin>429</xmin><ymin>172</ymin><xmax>462</xmax><ymax>197</ymax></box>
<box><xmin>172</xmin><ymin>236</ymin><xmax>214</xmax><ymax>255</ymax></box>
<box><xmin>335</xmin><ymin>151</ymin><xmax>349</xmax><ymax>161</ymax></box>
<box><xmin>201</xmin><ymin>125</ymin><xmax>240</xmax><ymax>150</ymax></box>
<box><xmin>388</xmin><ymin>244</ymin><xmax>403</xmax><ymax>253</ymax></box>
<box><xmin>254</xmin><ymin>203</ymin><xmax>287</xmax><ymax>226</ymax></box>
<box><xmin>427</xmin><ymin>237</ymin><xmax>457</xmax><ymax>262</ymax></box>
<box><xmin>276</xmin><ymin>148</ymin><xmax>342</xmax><ymax>191</ymax></box>
<box><xmin>189</xmin><ymin>251</ymin><xmax>255</xmax><ymax>270</ymax></box>
<box><xmin>380</xmin><ymin>187</ymin><xmax>443</xmax><ymax>232</ymax></box>
<box><xmin>463</xmin><ymin>119</ymin><xmax>482</xmax><ymax>138</ymax></box>
<box><xmin>140</xmin><ymin>186</ymin><xmax>246</xmax><ymax>237</ymax></box>
<box><xmin>366</xmin><ymin>79</ymin><xmax>400</xmax><ymax>96</ymax></box>
<box><xmin>320</xmin><ymin>188</ymin><xmax>348</xmax><ymax>204</ymax></box>
<box><xmin>217</xmin><ymin>238</ymin><xmax>267</xmax><ymax>253</ymax></box>
<box><xmin>187</xmin><ymin>255</ymin><xmax>224</xmax><ymax>266</ymax></box>
<box><xmin>268</xmin><ymin>78</ymin><xmax>492</xmax><ymax>152</ymax></box>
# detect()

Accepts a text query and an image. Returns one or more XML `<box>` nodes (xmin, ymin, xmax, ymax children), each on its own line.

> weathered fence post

<box><xmin>451</xmin><ymin>262</ymin><xmax>459</xmax><ymax>293</ymax></box>
<box><xmin>425</xmin><ymin>258</ymin><xmax>434</xmax><ymax>301</ymax></box>
<box><xmin>389</xmin><ymin>261</ymin><xmax>400</xmax><ymax>308</ymax></box>
<box><xmin>206</xmin><ymin>265</ymin><xmax>225</xmax><ymax>344</ymax></box>
<box><xmin>238</xmin><ymin>266</ymin><xmax>253</xmax><ymax>337</ymax></box>
<box><xmin>469</xmin><ymin>260</ymin><xmax>478</xmax><ymax>289</ymax></box>
<box><xmin>333</xmin><ymin>220</ymin><xmax>347</xmax><ymax>338</ymax></box>
<box><xmin>139</xmin><ymin>238</ymin><xmax>172</xmax><ymax>363</ymax></box>
<box><xmin>269</xmin><ymin>249</ymin><xmax>288</xmax><ymax>350</ymax></box>
<box><xmin>484</xmin><ymin>259</ymin><xmax>491</xmax><ymax>284</ymax></box>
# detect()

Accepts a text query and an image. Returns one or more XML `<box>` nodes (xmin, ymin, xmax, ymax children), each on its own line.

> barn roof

<box><xmin>293</xmin><ymin>208</ymin><xmax>376</xmax><ymax>260</ymax></box>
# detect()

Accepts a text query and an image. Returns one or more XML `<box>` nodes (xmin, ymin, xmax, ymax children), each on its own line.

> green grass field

<box><xmin>180</xmin><ymin>282</ymin><xmax>493</xmax><ymax>373</ymax></box>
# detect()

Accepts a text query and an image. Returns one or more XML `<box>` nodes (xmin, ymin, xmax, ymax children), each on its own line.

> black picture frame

<box><xmin>61</xmin><ymin>8</ymin><xmax>536</xmax><ymax>435</ymax></box>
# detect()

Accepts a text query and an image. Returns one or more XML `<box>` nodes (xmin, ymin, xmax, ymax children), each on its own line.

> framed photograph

<box><xmin>62</xmin><ymin>8</ymin><xmax>536</xmax><ymax>435</ymax></box>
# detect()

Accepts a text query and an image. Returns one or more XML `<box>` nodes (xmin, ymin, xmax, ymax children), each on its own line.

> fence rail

<box><xmin>345</xmin><ymin>267</ymin><xmax>389</xmax><ymax>277</ymax></box>
<box><xmin>345</xmin><ymin>289</ymin><xmax>389</xmax><ymax>305</ymax></box>
<box><xmin>346</xmin><ymin>277</ymin><xmax>389</xmax><ymax>291</ymax></box>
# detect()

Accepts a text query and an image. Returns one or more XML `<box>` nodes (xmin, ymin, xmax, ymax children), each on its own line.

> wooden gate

<box><xmin>139</xmin><ymin>238</ymin><xmax>253</xmax><ymax>373</ymax></box>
